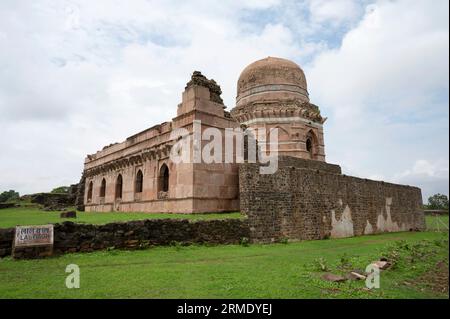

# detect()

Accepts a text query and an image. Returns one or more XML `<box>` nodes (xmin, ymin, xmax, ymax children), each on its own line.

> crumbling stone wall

<box><xmin>30</xmin><ymin>193</ymin><xmax>76</xmax><ymax>211</ymax></box>
<box><xmin>0</xmin><ymin>203</ymin><xmax>16</xmax><ymax>209</ymax></box>
<box><xmin>75</xmin><ymin>173</ymin><xmax>86</xmax><ymax>211</ymax></box>
<box><xmin>0</xmin><ymin>218</ymin><xmax>249</xmax><ymax>258</ymax></box>
<box><xmin>0</xmin><ymin>228</ymin><xmax>14</xmax><ymax>257</ymax></box>
<box><xmin>240</xmin><ymin>156</ymin><xmax>425</xmax><ymax>243</ymax></box>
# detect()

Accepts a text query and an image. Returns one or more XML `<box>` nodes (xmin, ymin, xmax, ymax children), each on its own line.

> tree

<box><xmin>427</xmin><ymin>193</ymin><xmax>449</xmax><ymax>210</ymax></box>
<box><xmin>0</xmin><ymin>190</ymin><xmax>20</xmax><ymax>203</ymax></box>
<box><xmin>51</xmin><ymin>186</ymin><xmax>70</xmax><ymax>194</ymax></box>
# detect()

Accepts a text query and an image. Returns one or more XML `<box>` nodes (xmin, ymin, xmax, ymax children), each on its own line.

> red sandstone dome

<box><xmin>236</xmin><ymin>56</ymin><xmax>309</xmax><ymax>107</ymax></box>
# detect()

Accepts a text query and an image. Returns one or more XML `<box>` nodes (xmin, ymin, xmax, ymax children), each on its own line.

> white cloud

<box><xmin>393</xmin><ymin>159</ymin><xmax>449</xmax><ymax>202</ymax></box>
<box><xmin>308</xmin><ymin>0</ymin><xmax>363</xmax><ymax>26</ymax></box>
<box><xmin>0</xmin><ymin>0</ymin><xmax>448</xmax><ymax>203</ymax></box>
<box><xmin>306</xmin><ymin>0</ymin><xmax>449</xmax><ymax>200</ymax></box>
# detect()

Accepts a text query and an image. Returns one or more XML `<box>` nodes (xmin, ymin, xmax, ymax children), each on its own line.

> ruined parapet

<box><xmin>185</xmin><ymin>71</ymin><xmax>224</xmax><ymax>105</ymax></box>
<box><xmin>30</xmin><ymin>193</ymin><xmax>74</xmax><ymax>211</ymax></box>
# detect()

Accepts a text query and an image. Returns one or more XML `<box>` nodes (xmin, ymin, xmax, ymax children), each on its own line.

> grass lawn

<box><xmin>0</xmin><ymin>216</ymin><xmax>448</xmax><ymax>299</ymax></box>
<box><xmin>425</xmin><ymin>214</ymin><xmax>449</xmax><ymax>231</ymax></box>
<box><xmin>0</xmin><ymin>207</ymin><xmax>243</xmax><ymax>228</ymax></box>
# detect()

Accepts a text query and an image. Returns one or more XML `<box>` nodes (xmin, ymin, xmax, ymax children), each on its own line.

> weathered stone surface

<box><xmin>75</xmin><ymin>173</ymin><xmax>86</xmax><ymax>211</ymax></box>
<box><xmin>0</xmin><ymin>228</ymin><xmax>14</xmax><ymax>258</ymax></box>
<box><xmin>240</xmin><ymin>156</ymin><xmax>425</xmax><ymax>243</ymax></box>
<box><xmin>12</xmin><ymin>225</ymin><xmax>54</xmax><ymax>259</ymax></box>
<box><xmin>0</xmin><ymin>218</ymin><xmax>249</xmax><ymax>259</ymax></box>
<box><xmin>0</xmin><ymin>203</ymin><xmax>16</xmax><ymax>209</ymax></box>
<box><xmin>370</xmin><ymin>261</ymin><xmax>391</xmax><ymax>270</ymax></box>
<box><xmin>346</xmin><ymin>272</ymin><xmax>367</xmax><ymax>281</ymax></box>
<box><xmin>30</xmin><ymin>192</ymin><xmax>76</xmax><ymax>210</ymax></box>
<box><xmin>186</xmin><ymin>71</ymin><xmax>224</xmax><ymax>105</ymax></box>
<box><xmin>322</xmin><ymin>273</ymin><xmax>347</xmax><ymax>283</ymax></box>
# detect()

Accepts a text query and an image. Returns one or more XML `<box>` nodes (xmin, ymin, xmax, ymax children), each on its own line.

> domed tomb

<box><xmin>231</xmin><ymin>56</ymin><xmax>326</xmax><ymax>161</ymax></box>
<box><xmin>236</xmin><ymin>56</ymin><xmax>309</xmax><ymax>107</ymax></box>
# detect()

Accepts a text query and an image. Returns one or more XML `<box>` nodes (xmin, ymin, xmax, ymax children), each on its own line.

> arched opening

<box><xmin>100</xmin><ymin>178</ymin><xmax>106</xmax><ymax>198</ymax></box>
<box><xmin>159</xmin><ymin>164</ymin><xmax>169</xmax><ymax>193</ymax></box>
<box><xmin>87</xmin><ymin>181</ymin><xmax>93</xmax><ymax>202</ymax></box>
<box><xmin>135</xmin><ymin>170</ymin><xmax>143</xmax><ymax>193</ymax></box>
<box><xmin>306</xmin><ymin>138</ymin><xmax>313</xmax><ymax>153</ymax></box>
<box><xmin>115</xmin><ymin>174</ymin><xmax>123</xmax><ymax>199</ymax></box>
<box><xmin>305</xmin><ymin>130</ymin><xmax>318</xmax><ymax>159</ymax></box>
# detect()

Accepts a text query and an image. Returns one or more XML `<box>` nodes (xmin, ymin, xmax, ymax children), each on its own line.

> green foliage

<box><xmin>380</xmin><ymin>237</ymin><xmax>448</xmax><ymax>270</ymax></box>
<box><xmin>50</xmin><ymin>186</ymin><xmax>70</xmax><ymax>194</ymax></box>
<box><xmin>0</xmin><ymin>190</ymin><xmax>19</xmax><ymax>203</ymax></box>
<box><xmin>0</xmin><ymin>207</ymin><xmax>244</xmax><ymax>228</ymax></box>
<box><xmin>427</xmin><ymin>193</ymin><xmax>449</xmax><ymax>210</ymax></box>
<box><xmin>338</xmin><ymin>253</ymin><xmax>351</xmax><ymax>269</ymax></box>
<box><xmin>0</xmin><ymin>208</ymin><xmax>448</xmax><ymax>299</ymax></box>
<box><xmin>0</xmin><ymin>227</ymin><xmax>447</xmax><ymax>299</ymax></box>
<box><xmin>170</xmin><ymin>241</ymin><xmax>183</xmax><ymax>251</ymax></box>
<box><xmin>312</xmin><ymin>257</ymin><xmax>329</xmax><ymax>272</ymax></box>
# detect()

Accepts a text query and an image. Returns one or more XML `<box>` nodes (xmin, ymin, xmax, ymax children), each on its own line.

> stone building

<box><xmin>83</xmin><ymin>71</ymin><xmax>240</xmax><ymax>213</ymax></box>
<box><xmin>231</xmin><ymin>57</ymin><xmax>325</xmax><ymax>160</ymax></box>
<box><xmin>83</xmin><ymin>57</ymin><xmax>326</xmax><ymax>213</ymax></box>
<box><xmin>82</xmin><ymin>57</ymin><xmax>424</xmax><ymax>241</ymax></box>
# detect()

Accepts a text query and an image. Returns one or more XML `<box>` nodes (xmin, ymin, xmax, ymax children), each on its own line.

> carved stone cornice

<box><xmin>230</xmin><ymin>100</ymin><xmax>325</xmax><ymax>124</ymax></box>
<box><xmin>84</xmin><ymin>142</ymin><xmax>174</xmax><ymax>178</ymax></box>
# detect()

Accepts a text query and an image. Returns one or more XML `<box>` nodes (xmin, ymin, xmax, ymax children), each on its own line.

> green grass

<box><xmin>425</xmin><ymin>214</ymin><xmax>449</xmax><ymax>231</ymax></box>
<box><xmin>0</xmin><ymin>231</ymin><xmax>447</xmax><ymax>299</ymax></box>
<box><xmin>0</xmin><ymin>207</ymin><xmax>243</xmax><ymax>228</ymax></box>
<box><xmin>0</xmin><ymin>212</ymin><xmax>447</xmax><ymax>299</ymax></box>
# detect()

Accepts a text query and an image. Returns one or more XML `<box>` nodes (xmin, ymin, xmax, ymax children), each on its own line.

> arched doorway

<box><xmin>305</xmin><ymin>130</ymin><xmax>318</xmax><ymax>160</ymax></box>
<box><xmin>115</xmin><ymin>174</ymin><xmax>123</xmax><ymax>200</ymax></box>
<box><xmin>100</xmin><ymin>178</ymin><xmax>106</xmax><ymax>198</ymax></box>
<box><xmin>135</xmin><ymin>170</ymin><xmax>143</xmax><ymax>193</ymax></box>
<box><xmin>159</xmin><ymin>164</ymin><xmax>169</xmax><ymax>193</ymax></box>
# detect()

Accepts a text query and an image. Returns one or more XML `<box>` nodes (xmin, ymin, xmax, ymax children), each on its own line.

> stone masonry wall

<box><xmin>0</xmin><ymin>218</ymin><xmax>249</xmax><ymax>258</ymax></box>
<box><xmin>0</xmin><ymin>228</ymin><xmax>14</xmax><ymax>258</ymax></box>
<box><xmin>240</xmin><ymin>156</ymin><xmax>425</xmax><ymax>243</ymax></box>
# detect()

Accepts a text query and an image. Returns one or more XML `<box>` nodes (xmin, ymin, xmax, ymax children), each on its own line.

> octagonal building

<box><xmin>231</xmin><ymin>57</ymin><xmax>326</xmax><ymax>161</ymax></box>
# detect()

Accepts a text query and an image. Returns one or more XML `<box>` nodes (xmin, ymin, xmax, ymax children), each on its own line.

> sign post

<box><xmin>12</xmin><ymin>225</ymin><xmax>54</xmax><ymax>259</ymax></box>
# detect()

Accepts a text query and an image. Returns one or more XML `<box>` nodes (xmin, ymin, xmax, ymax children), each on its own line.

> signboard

<box><xmin>14</xmin><ymin>225</ymin><xmax>54</xmax><ymax>247</ymax></box>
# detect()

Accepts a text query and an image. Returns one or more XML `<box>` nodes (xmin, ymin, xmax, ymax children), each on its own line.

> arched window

<box><xmin>159</xmin><ymin>164</ymin><xmax>169</xmax><ymax>192</ymax></box>
<box><xmin>115</xmin><ymin>174</ymin><xmax>123</xmax><ymax>199</ymax></box>
<box><xmin>306</xmin><ymin>138</ymin><xmax>313</xmax><ymax>153</ymax></box>
<box><xmin>87</xmin><ymin>181</ymin><xmax>93</xmax><ymax>202</ymax></box>
<box><xmin>100</xmin><ymin>178</ymin><xmax>106</xmax><ymax>197</ymax></box>
<box><xmin>305</xmin><ymin>130</ymin><xmax>317</xmax><ymax>159</ymax></box>
<box><xmin>135</xmin><ymin>170</ymin><xmax>143</xmax><ymax>193</ymax></box>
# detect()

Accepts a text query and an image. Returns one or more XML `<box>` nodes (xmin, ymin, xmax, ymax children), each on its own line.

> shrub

<box><xmin>51</xmin><ymin>186</ymin><xmax>70</xmax><ymax>194</ymax></box>
<box><xmin>0</xmin><ymin>190</ymin><xmax>20</xmax><ymax>203</ymax></box>
<box><xmin>427</xmin><ymin>193</ymin><xmax>449</xmax><ymax>210</ymax></box>
<box><xmin>312</xmin><ymin>257</ymin><xmax>329</xmax><ymax>272</ymax></box>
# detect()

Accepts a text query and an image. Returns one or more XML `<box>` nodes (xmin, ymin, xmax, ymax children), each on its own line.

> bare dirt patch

<box><xmin>415</xmin><ymin>260</ymin><xmax>449</xmax><ymax>295</ymax></box>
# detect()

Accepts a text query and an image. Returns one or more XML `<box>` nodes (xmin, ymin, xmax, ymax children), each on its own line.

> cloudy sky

<box><xmin>0</xmin><ymin>0</ymin><xmax>448</xmax><ymax>202</ymax></box>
